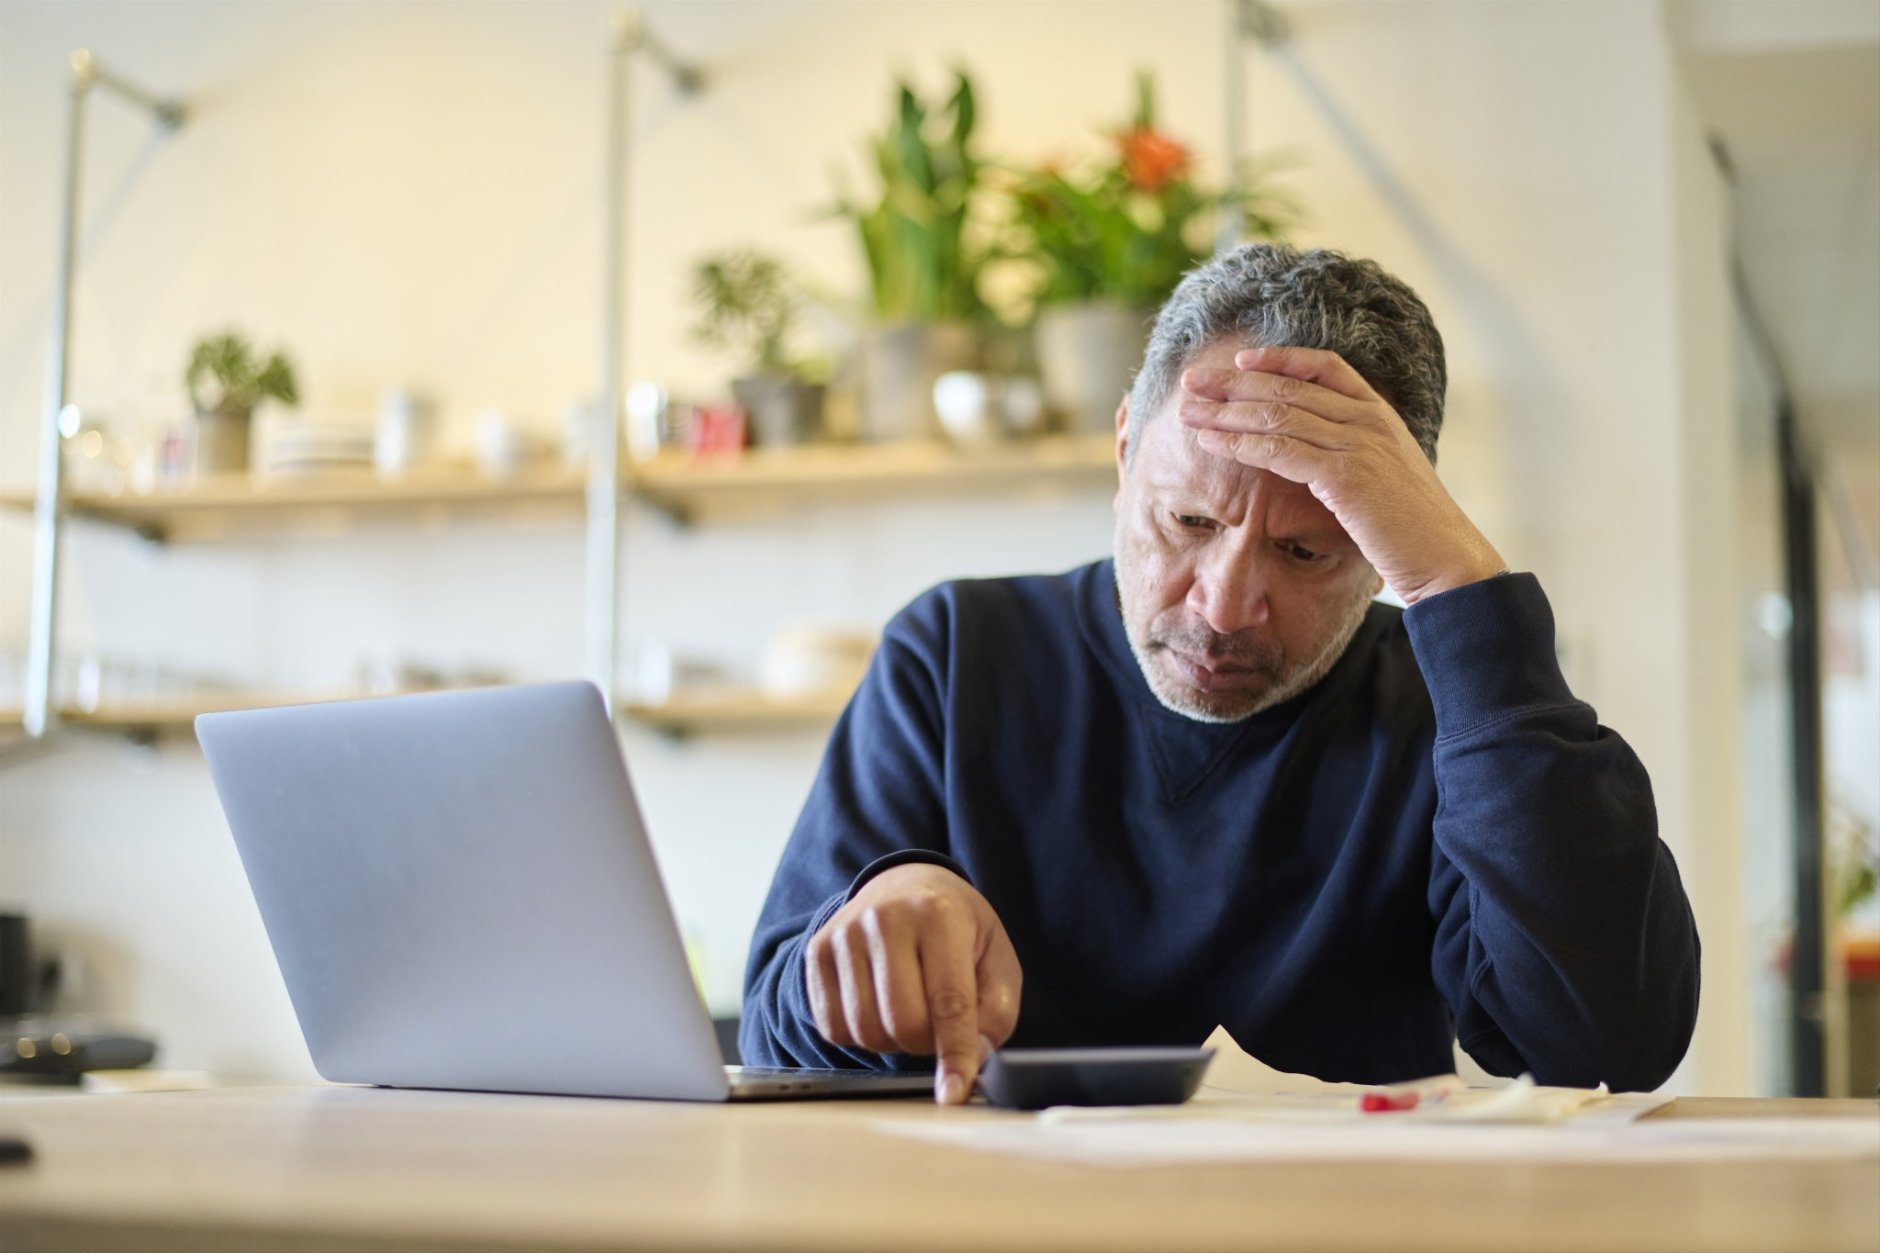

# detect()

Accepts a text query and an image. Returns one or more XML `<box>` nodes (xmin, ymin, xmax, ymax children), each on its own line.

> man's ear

<box><xmin>1113</xmin><ymin>394</ymin><xmax>1130</xmax><ymax>494</ymax></box>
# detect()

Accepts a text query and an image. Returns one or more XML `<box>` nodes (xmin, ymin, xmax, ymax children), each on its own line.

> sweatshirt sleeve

<box><xmin>1408</xmin><ymin>573</ymin><xmax>1700</xmax><ymax>1091</ymax></box>
<box><xmin>738</xmin><ymin>594</ymin><xmax>966</xmax><ymax>1070</ymax></box>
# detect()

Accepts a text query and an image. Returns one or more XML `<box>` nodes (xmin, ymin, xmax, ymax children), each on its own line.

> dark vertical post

<box><xmin>1779</xmin><ymin>403</ymin><xmax>1826</xmax><ymax>1095</ymax></box>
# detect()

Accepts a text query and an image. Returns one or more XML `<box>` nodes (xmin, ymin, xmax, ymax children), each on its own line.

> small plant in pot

<box><xmin>1007</xmin><ymin>71</ymin><xmax>1296</xmax><ymax>432</ymax></box>
<box><xmin>690</xmin><ymin>249</ymin><xmax>827</xmax><ymax>448</ymax></box>
<box><xmin>828</xmin><ymin>70</ymin><xmax>997</xmax><ymax>441</ymax></box>
<box><xmin>185</xmin><ymin>330</ymin><xmax>299</xmax><ymax>475</ymax></box>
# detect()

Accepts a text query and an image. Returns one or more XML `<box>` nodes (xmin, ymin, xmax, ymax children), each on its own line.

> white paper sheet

<box><xmin>880</xmin><ymin>1025</ymin><xmax>1750</xmax><ymax>1165</ymax></box>
<box><xmin>1038</xmin><ymin>1088</ymin><xmax>1671</xmax><ymax>1128</ymax></box>
<box><xmin>1178</xmin><ymin>1025</ymin><xmax>1670</xmax><ymax>1124</ymax></box>
<box><xmin>883</xmin><ymin>1028</ymin><xmax>1877</xmax><ymax>1164</ymax></box>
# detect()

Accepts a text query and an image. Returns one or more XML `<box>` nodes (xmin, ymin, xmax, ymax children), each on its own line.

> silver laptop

<box><xmin>197</xmin><ymin>681</ymin><xmax>929</xmax><ymax>1102</ymax></box>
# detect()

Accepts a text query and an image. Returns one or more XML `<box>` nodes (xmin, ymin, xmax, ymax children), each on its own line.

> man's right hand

<box><xmin>804</xmin><ymin>863</ymin><xmax>1022</xmax><ymax>1105</ymax></box>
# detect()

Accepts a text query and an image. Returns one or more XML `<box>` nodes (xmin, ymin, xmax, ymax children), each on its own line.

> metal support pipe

<box><xmin>621</xmin><ymin>11</ymin><xmax>706</xmax><ymax>97</ymax></box>
<box><xmin>23</xmin><ymin>50</ymin><xmax>184</xmax><ymax>740</ymax></box>
<box><xmin>586</xmin><ymin>20</ymin><xmax>631</xmax><ymax>713</ymax></box>
<box><xmin>23</xmin><ymin>77</ymin><xmax>86</xmax><ymax>740</ymax></box>
<box><xmin>76</xmin><ymin>49</ymin><xmax>187</xmax><ymax>127</ymax></box>
<box><xmin>1218</xmin><ymin>1</ymin><xmax>1289</xmax><ymax>254</ymax></box>
<box><xmin>587</xmin><ymin>10</ymin><xmax>704</xmax><ymax>715</ymax></box>
<box><xmin>1218</xmin><ymin>2</ymin><xmax>1248</xmax><ymax>253</ymax></box>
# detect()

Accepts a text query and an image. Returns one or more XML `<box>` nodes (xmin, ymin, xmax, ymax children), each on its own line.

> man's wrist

<box><xmin>1400</xmin><ymin>551</ymin><xmax>1509</xmax><ymax>606</ymax></box>
<box><xmin>846</xmin><ymin>849</ymin><xmax>969</xmax><ymax>902</ymax></box>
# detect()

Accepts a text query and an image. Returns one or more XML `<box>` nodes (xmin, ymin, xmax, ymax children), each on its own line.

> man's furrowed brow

<box><xmin>1144</xmin><ymin>471</ymin><xmax>1234</xmax><ymax>511</ymax></box>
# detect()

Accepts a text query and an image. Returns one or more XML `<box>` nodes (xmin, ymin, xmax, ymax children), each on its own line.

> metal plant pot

<box><xmin>1035</xmin><ymin>302</ymin><xmax>1154</xmax><ymax>434</ymax></box>
<box><xmin>857</xmin><ymin>321</ymin><xmax>981</xmax><ymax>442</ymax></box>
<box><xmin>731</xmin><ymin>375</ymin><xmax>826</xmax><ymax>448</ymax></box>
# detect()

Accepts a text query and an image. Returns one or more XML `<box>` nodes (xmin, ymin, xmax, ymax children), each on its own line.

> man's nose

<box><xmin>1186</xmin><ymin>550</ymin><xmax>1270</xmax><ymax>636</ymax></box>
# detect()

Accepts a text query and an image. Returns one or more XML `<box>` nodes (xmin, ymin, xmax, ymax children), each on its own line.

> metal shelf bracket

<box><xmin>23</xmin><ymin>50</ymin><xmax>186</xmax><ymax>743</ymax></box>
<box><xmin>590</xmin><ymin>9</ymin><xmax>707</xmax><ymax>719</ymax></box>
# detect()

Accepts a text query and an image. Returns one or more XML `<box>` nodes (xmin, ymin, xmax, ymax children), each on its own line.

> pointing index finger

<box><xmin>919</xmin><ymin>908</ymin><xmax>983</xmax><ymax>1105</ymax></box>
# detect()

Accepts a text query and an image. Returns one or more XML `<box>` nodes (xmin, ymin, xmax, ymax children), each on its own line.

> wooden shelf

<box><xmin>0</xmin><ymin>467</ymin><xmax>589</xmax><ymax>542</ymax></box>
<box><xmin>0</xmin><ymin>435</ymin><xmax>1117</xmax><ymax>540</ymax></box>
<box><xmin>622</xmin><ymin>685</ymin><xmax>851</xmax><ymax>736</ymax></box>
<box><xmin>629</xmin><ymin>433</ymin><xmax>1116</xmax><ymax>523</ymax></box>
<box><xmin>0</xmin><ymin>692</ymin><xmax>366</xmax><ymax>741</ymax></box>
<box><xmin>1</xmin><ymin>684</ymin><xmax>853</xmax><ymax>742</ymax></box>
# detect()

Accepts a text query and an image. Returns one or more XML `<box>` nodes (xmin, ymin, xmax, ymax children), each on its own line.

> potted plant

<box><xmin>829</xmin><ymin>70</ymin><xmax>996</xmax><ymax>441</ymax></box>
<box><xmin>1008</xmin><ymin>72</ymin><xmax>1295</xmax><ymax>432</ymax></box>
<box><xmin>185</xmin><ymin>330</ymin><xmax>299</xmax><ymax>475</ymax></box>
<box><xmin>690</xmin><ymin>249</ymin><xmax>827</xmax><ymax>447</ymax></box>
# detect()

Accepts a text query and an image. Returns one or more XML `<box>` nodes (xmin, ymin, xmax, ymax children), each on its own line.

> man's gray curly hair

<box><xmin>1125</xmin><ymin>243</ymin><xmax>1447</xmax><ymax>464</ymax></box>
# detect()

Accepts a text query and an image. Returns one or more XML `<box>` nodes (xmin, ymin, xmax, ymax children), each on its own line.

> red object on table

<box><xmin>1359</xmin><ymin>1089</ymin><xmax>1420</xmax><ymax>1113</ymax></box>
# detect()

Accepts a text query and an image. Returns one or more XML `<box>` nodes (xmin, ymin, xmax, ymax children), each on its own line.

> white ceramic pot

<box><xmin>375</xmin><ymin>389</ymin><xmax>438</xmax><ymax>476</ymax></box>
<box><xmin>1035</xmin><ymin>302</ymin><xmax>1154</xmax><ymax>434</ymax></box>
<box><xmin>932</xmin><ymin>372</ymin><xmax>1050</xmax><ymax>444</ymax></box>
<box><xmin>932</xmin><ymin>372</ymin><xmax>1001</xmax><ymax>445</ymax></box>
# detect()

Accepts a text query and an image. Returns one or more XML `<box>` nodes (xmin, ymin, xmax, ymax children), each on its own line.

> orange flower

<box><xmin>1116</xmin><ymin>126</ymin><xmax>1190</xmax><ymax>192</ymax></box>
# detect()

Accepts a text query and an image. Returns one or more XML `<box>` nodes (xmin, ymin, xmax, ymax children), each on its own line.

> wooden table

<box><xmin>0</xmin><ymin>1086</ymin><xmax>1874</xmax><ymax>1252</ymax></box>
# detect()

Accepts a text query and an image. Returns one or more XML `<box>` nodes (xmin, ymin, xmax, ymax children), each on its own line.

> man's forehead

<box><xmin>1138</xmin><ymin>376</ymin><xmax>1346</xmax><ymax>542</ymax></box>
<box><xmin>1181</xmin><ymin>336</ymin><xmax>1254</xmax><ymax>370</ymax></box>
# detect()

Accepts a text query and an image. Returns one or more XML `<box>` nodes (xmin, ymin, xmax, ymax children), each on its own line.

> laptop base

<box><xmin>724</xmin><ymin>1066</ymin><xmax>934</xmax><ymax>1101</ymax></box>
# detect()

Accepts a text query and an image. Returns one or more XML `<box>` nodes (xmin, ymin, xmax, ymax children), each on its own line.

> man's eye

<box><xmin>1173</xmin><ymin>514</ymin><xmax>1213</xmax><ymax>530</ymax></box>
<box><xmin>1283</xmin><ymin>542</ymin><xmax>1326</xmax><ymax>563</ymax></box>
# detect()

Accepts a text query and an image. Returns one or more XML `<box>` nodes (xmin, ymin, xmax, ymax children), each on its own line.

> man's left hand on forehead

<box><xmin>1171</xmin><ymin>345</ymin><xmax>1505</xmax><ymax>606</ymax></box>
<box><xmin>1183</xmin><ymin>343</ymin><xmax>1375</xmax><ymax>395</ymax></box>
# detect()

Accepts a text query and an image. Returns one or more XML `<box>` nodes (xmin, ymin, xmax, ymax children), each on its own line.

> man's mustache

<box><xmin>1152</xmin><ymin>622</ymin><xmax>1283</xmax><ymax>673</ymax></box>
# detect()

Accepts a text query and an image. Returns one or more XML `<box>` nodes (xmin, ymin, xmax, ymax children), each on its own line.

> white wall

<box><xmin>1664</xmin><ymin>32</ymin><xmax>1751</xmax><ymax>1094</ymax></box>
<box><xmin>0</xmin><ymin>0</ymin><xmax>1222</xmax><ymax>1079</ymax></box>
<box><xmin>1238</xmin><ymin>0</ymin><xmax>1747</xmax><ymax>1090</ymax></box>
<box><xmin>1</xmin><ymin>0</ymin><xmax>1750</xmax><ymax>1090</ymax></box>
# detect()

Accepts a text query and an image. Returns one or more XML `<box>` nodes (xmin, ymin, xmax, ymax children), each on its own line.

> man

<box><xmin>741</xmin><ymin>243</ymin><xmax>1701</xmax><ymax>1105</ymax></box>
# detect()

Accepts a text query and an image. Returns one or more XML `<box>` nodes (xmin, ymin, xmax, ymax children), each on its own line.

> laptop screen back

<box><xmin>198</xmin><ymin>682</ymin><xmax>730</xmax><ymax>1101</ymax></box>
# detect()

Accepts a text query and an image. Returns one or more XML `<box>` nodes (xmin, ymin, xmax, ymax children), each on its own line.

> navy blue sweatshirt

<box><xmin>741</xmin><ymin>562</ymin><xmax>1700</xmax><ymax>1090</ymax></box>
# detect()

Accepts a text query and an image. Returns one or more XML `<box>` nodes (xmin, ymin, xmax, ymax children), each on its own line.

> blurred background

<box><xmin>0</xmin><ymin>0</ymin><xmax>1874</xmax><ymax>1097</ymax></box>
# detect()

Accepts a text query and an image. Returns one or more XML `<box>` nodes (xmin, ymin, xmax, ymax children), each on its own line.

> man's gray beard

<box><xmin>1124</xmin><ymin>588</ymin><xmax>1375</xmax><ymax>725</ymax></box>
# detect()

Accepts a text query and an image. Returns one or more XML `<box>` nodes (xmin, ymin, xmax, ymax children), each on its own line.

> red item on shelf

<box><xmin>1845</xmin><ymin>933</ymin><xmax>1880</xmax><ymax>983</ymax></box>
<box><xmin>687</xmin><ymin>403</ymin><xmax>748</xmax><ymax>457</ymax></box>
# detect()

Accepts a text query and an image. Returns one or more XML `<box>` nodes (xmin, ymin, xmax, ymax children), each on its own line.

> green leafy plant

<box><xmin>1007</xmin><ymin>71</ymin><xmax>1297</xmax><ymax>310</ymax></box>
<box><xmin>690</xmin><ymin>249</ymin><xmax>811</xmax><ymax>378</ymax></box>
<box><xmin>185</xmin><ymin>330</ymin><xmax>299</xmax><ymax>416</ymax></box>
<box><xmin>1832</xmin><ymin>802</ymin><xmax>1878</xmax><ymax>918</ymax></box>
<box><xmin>829</xmin><ymin>70</ymin><xmax>994</xmax><ymax>325</ymax></box>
